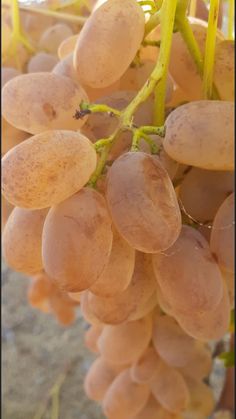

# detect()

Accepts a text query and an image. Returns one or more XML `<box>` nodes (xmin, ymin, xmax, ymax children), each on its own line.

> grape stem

<box><xmin>175</xmin><ymin>13</ymin><xmax>220</xmax><ymax>99</ymax></box>
<box><xmin>85</xmin><ymin>0</ymin><xmax>177</xmax><ymax>187</ymax></box>
<box><xmin>18</xmin><ymin>4</ymin><xmax>87</xmax><ymax>25</ymax></box>
<box><xmin>122</xmin><ymin>0</ymin><xmax>177</xmax><ymax>127</ymax></box>
<box><xmin>228</xmin><ymin>0</ymin><xmax>234</xmax><ymax>40</ymax></box>
<box><xmin>138</xmin><ymin>0</ymin><xmax>158</xmax><ymax>14</ymax></box>
<box><xmin>3</xmin><ymin>0</ymin><xmax>36</xmax><ymax>68</ymax></box>
<box><xmin>202</xmin><ymin>0</ymin><xmax>220</xmax><ymax>99</ymax></box>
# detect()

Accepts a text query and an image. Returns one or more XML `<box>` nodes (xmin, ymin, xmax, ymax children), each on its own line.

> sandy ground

<box><xmin>2</xmin><ymin>261</ymin><xmax>104</xmax><ymax>419</ymax></box>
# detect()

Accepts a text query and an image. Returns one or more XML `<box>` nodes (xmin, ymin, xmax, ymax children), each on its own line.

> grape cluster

<box><xmin>1</xmin><ymin>0</ymin><xmax>235</xmax><ymax>417</ymax></box>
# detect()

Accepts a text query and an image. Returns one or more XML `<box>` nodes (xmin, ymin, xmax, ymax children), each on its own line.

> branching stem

<box><xmin>202</xmin><ymin>0</ymin><xmax>220</xmax><ymax>99</ymax></box>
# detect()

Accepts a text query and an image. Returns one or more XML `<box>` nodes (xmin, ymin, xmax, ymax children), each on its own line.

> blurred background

<box><xmin>2</xmin><ymin>260</ymin><xmax>104</xmax><ymax>419</ymax></box>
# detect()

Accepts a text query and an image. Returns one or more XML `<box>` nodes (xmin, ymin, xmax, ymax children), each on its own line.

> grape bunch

<box><xmin>1</xmin><ymin>0</ymin><xmax>235</xmax><ymax>417</ymax></box>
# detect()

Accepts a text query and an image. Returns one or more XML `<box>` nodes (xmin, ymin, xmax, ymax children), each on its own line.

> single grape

<box><xmin>97</xmin><ymin>315</ymin><xmax>152</xmax><ymax>365</ymax></box>
<box><xmin>2</xmin><ymin>207</ymin><xmax>48</xmax><ymax>275</ymax></box>
<box><xmin>150</xmin><ymin>359</ymin><xmax>190</xmax><ymax>414</ymax></box>
<box><xmin>177</xmin><ymin>341</ymin><xmax>212</xmax><ymax>381</ymax></box>
<box><xmin>152</xmin><ymin>314</ymin><xmax>196</xmax><ymax>368</ymax></box>
<box><xmin>174</xmin><ymin>281</ymin><xmax>231</xmax><ymax>341</ymax></box>
<box><xmin>42</xmin><ymin>188</ymin><xmax>113</xmax><ymax>292</ymax></box>
<box><xmin>2</xmin><ymin>73</ymin><xmax>89</xmax><ymax>134</ymax></box>
<box><xmin>102</xmin><ymin>369</ymin><xmax>150</xmax><ymax>419</ymax></box>
<box><xmin>164</xmin><ymin>101</ymin><xmax>234</xmax><ymax>170</ymax></box>
<box><xmin>27</xmin><ymin>52</ymin><xmax>59</xmax><ymax>73</ymax></box>
<box><xmin>2</xmin><ymin>130</ymin><xmax>97</xmax><ymax>209</ymax></box>
<box><xmin>106</xmin><ymin>152</ymin><xmax>181</xmax><ymax>253</ymax></box>
<box><xmin>84</xmin><ymin>357</ymin><xmax>124</xmax><ymax>401</ymax></box>
<box><xmin>179</xmin><ymin>168</ymin><xmax>234</xmax><ymax>223</ymax></box>
<box><xmin>74</xmin><ymin>0</ymin><xmax>145</xmax><ymax>88</ymax></box>
<box><xmin>152</xmin><ymin>225</ymin><xmax>224</xmax><ymax>313</ymax></box>
<box><xmin>39</xmin><ymin>23</ymin><xmax>73</xmax><ymax>54</ymax></box>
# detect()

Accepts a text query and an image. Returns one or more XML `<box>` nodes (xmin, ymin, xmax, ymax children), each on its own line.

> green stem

<box><xmin>139</xmin><ymin>125</ymin><xmax>165</xmax><ymax>136</ymax></box>
<box><xmin>138</xmin><ymin>0</ymin><xmax>157</xmax><ymax>13</ymax></box>
<box><xmin>12</xmin><ymin>0</ymin><xmax>20</xmax><ymax>35</ymax></box>
<box><xmin>18</xmin><ymin>4</ymin><xmax>87</xmax><ymax>25</ymax></box>
<box><xmin>142</xmin><ymin>39</ymin><xmax>161</xmax><ymax>47</ymax></box>
<box><xmin>202</xmin><ymin>0</ymin><xmax>220</xmax><ymax>99</ymax></box>
<box><xmin>153</xmin><ymin>65</ymin><xmax>168</xmax><ymax>125</ymax></box>
<box><xmin>189</xmin><ymin>0</ymin><xmax>197</xmax><ymax>17</ymax></box>
<box><xmin>176</xmin><ymin>16</ymin><xmax>220</xmax><ymax>99</ymax></box>
<box><xmin>123</xmin><ymin>0</ymin><xmax>177</xmax><ymax>126</ymax></box>
<box><xmin>228</xmin><ymin>0</ymin><xmax>235</xmax><ymax>40</ymax></box>
<box><xmin>144</xmin><ymin>10</ymin><xmax>161</xmax><ymax>36</ymax></box>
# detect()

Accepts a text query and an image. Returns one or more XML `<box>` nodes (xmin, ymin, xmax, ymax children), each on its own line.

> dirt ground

<box><xmin>2</xmin><ymin>260</ymin><xmax>227</xmax><ymax>419</ymax></box>
<box><xmin>2</xmin><ymin>260</ymin><xmax>104</xmax><ymax>419</ymax></box>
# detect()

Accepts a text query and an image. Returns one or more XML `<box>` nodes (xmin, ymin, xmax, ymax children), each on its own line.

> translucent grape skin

<box><xmin>164</xmin><ymin>101</ymin><xmax>234</xmax><ymax>170</ymax></box>
<box><xmin>2</xmin><ymin>130</ymin><xmax>97</xmax><ymax>209</ymax></box>
<box><xmin>152</xmin><ymin>225</ymin><xmax>224</xmax><ymax>313</ymax></box>
<box><xmin>74</xmin><ymin>0</ymin><xmax>145</xmax><ymax>88</ymax></box>
<box><xmin>85</xmin><ymin>252</ymin><xmax>157</xmax><ymax>324</ymax></box>
<box><xmin>106</xmin><ymin>152</ymin><xmax>181</xmax><ymax>253</ymax></box>
<box><xmin>2</xmin><ymin>73</ymin><xmax>89</xmax><ymax>134</ymax></box>
<box><xmin>102</xmin><ymin>369</ymin><xmax>150</xmax><ymax>419</ymax></box>
<box><xmin>152</xmin><ymin>314</ymin><xmax>196</xmax><ymax>368</ymax></box>
<box><xmin>84</xmin><ymin>324</ymin><xmax>103</xmax><ymax>353</ymax></box>
<box><xmin>38</xmin><ymin>23</ymin><xmax>73</xmax><ymax>54</ymax></box>
<box><xmin>130</xmin><ymin>346</ymin><xmax>160</xmax><ymax>384</ymax></box>
<box><xmin>179</xmin><ymin>168</ymin><xmax>234</xmax><ymax>223</ymax></box>
<box><xmin>27</xmin><ymin>52</ymin><xmax>59</xmax><ymax>73</ymax></box>
<box><xmin>42</xmin><ymin>188</ymin><xmax>113</xmax><ymax>292</ymax></box>
<box><xmin>97</xmin><ymin>315</ymin><xmax>152</xmax><ymax>365</ymax></box>
<box><xmin>210</xmin><ymin>193</ymin><xmax>234</xmax><ymax>273</ymax></box>
<box><xmin>2</xmin><ymin>207</ymin><xmax>48</xmax><ymax>275</ymax></box>
<box><xmin>174</xmin><ymin>281</ymin><xmax>231</xmax><ymax>341</ymax></box>
<box><xmin>49</xmin><ymin>289</ymin><xmax>76</xmax><ymax>326</ymax></box>
<box><xmin>150</xmin><ymin>359</ymin><xmax>190</xmax><ymax>414</ymax></box>
<box><xmin>84</xmin><ymin>357</ymin><xmax>124</xmax><ymax>401</ymax></box>
<box><xmin>90</xmin><ymin>227</ymin><xmax>135</xmax><ymax>297</ymax></box>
